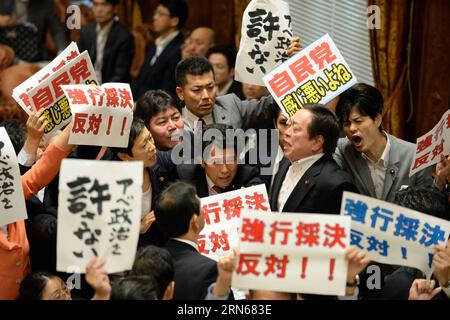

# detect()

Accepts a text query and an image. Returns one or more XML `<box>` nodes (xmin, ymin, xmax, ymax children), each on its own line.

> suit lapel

<box><xmin>281</xmin><ymin>157</ymin><xmax>323</xmax><ymax>212</ymax></box>
<box><xmin>102</xmin><ymin>22</ymin><xmax>117</xmax><ymax>69</ymax></box>
<box><xmin>382</xmin><ymin>135</ymin><xmax>399</xmax><ymax>200</ymax></box>
<box><xmin>270</xmin><ymin>157</ymin><xmax>290</xmax><ymax>210</ymax></box>
<box><xmin>351</xmin><ymin>147</ymin><xmax>377</xmax><ymax>198</ymax></box>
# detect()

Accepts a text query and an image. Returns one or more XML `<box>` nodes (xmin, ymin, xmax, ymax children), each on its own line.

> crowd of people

<box><xmin>0</xmin><ymin>0</ymin><xmax>449</xmax><ymax>301</ymax></box>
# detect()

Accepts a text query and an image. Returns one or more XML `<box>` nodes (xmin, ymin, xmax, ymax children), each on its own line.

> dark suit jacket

<box><xmin>164</xmin><ymin>239</ymin><xmax>218</xmax><ymax>300</ymax></box>
<box><xmin>177</xmin><ymin>163</ymin><xmax>264</xmax><ymax>198</ymax></box>
<box><xmin>0</xmin><ymin>0</ymin><xmax>68</xmax><ymax>61</ymax></box>
<box><xmin>132</xmin><ymin>32</ymin><xmax>184</xmax><ymax>99</ymax></box>
<box><xmin>226</xmin><ymin>80</ymin><xmax>245</xmax><ymax>100</ymax></box>
<box><xmin>79</xmin><ymin>21</ymin><xmax>134</xmax><ymax>83</ymax></box>
<box><xmin>270</xmin><ymin>154</ymin><xmax>359</xmax><ymax>214</ymax></box>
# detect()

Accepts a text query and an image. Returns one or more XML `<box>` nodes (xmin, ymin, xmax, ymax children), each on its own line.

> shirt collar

<box><xmin>291</xmin><ymin>153</ymin><xmax>324</xmax><ymax>169</ymax></box>
<box><xmin>361</xmin><ymin>131</ymin><xmax>390</xmax><ymax>167</ymax></box>
<box><xmin>217</xmin><ymin>79</ymin><xmax>234</xmax><ymax>96</ymax></box>
<box><xmin>171</xmin><ymin>237</ymin><xmax>199</xmax><ymax>252</ymax></box>
<box><xmin>96</xmin><ymin>19</ymin><xmax>114</xmax><ymax>34</ymax></box>
<box><xmin>206</xmin><ymin>174</ymin><xmax>221</xmax><ymax>195</ymax></box>
<box><xmin>182</xmin><ymin>107</ymin><xmax>214</xmax><ymax>130</ymax></box>
<box><xmin>155</xmin><ymin>30</ymin><xmax>179</xmax><ymax>50</ymax></box>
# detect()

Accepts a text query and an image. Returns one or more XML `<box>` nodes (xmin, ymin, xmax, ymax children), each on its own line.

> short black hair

<box><xmin>201</xmin><ymin>123</ymin><xmax>240</xmax><ymax>162</ymax></box>
<box><xmin>110</xmin><ymin>276</ymin><xmax>158</xmax><ymax>300</ymax></box>
<box><xmin>303</xmin><ymin>104</ymin><xmax>340</xmax><ymax>155</ymax></box>
<box><xmin>206</xmin><ymin>44</ymin><xmax>237</xmax><ymax>69</ymax></box>
<box><xmin>109</xmin><ymin>117</ymin><xmax>146</xmax><ymax>159</ymax></box>
<box><xmin>154</xmin><ymin>181</ymin><xmax>200</xmax><ymax>237</ymax></box>
<box><xmin>394</xmin><ymin>186</ymin><xmax>450</xmax><ymax>221</ymax></box>
<box><xmin>95</xmin><ymin>0</ymin><xmax>120</xmax><ymax>5</ymax></box>
<box><xmin>335</xmin><ymin>83</ymin><xmax>384</xmax><ymax>131</ymax></box>
<box><xmin>18</xmin><ymin>272</ymin><xmax>54</xmax><ymax>300</ymax></box>
<box><xmin>135</xmin><ymin>90</ymin><xmax>180</xmax><ymax>125</ymax></box>
<box><xmin>175</xmin><ymin>56</ymin><xmax>214</xmax><ymax>87</ymax></box>
<box><xmin>129</xmin><ymin>245</ymin><xmax>174</xmax><ymax>299</ymax></box>
<box><xmin>0</xmin><ymin>119</ymin><xmax>27</xmax><ymax>154</ymax></box>
<box><xmin>159</xmin><ymin>0</ymin><xmax>189</xmax><ymax>29</ymax></box>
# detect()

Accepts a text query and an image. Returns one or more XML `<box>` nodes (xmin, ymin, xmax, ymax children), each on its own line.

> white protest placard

<box><xmin>0</xmin><ymin>127</ymin><xmax>27</xmax><ymax>226</ymax></box>
<box><xmin>199</xmin><ymin>184</ymin><xmax>270</xmax><ymax>262</ymax></box>
<box><xmin>232</xmin><ymin>210</ymin><xmax>351</xmax><ymax>296</ymax></box>
<box><xmin>25</xmin><ymin>51</ymin><xmax>98</xmax><ymax>137</ymax></box>
<box><xmin>61</xmin><ymin>83</ymin><xmax>134</xmax><ymax>148</ymax></box>
<box><xmin>341</xmin><ymin>191</ymin><xmax>450</xmax><ymax>275</ymax></box>
<box><xmin>235</xmin><ymin>0</ymin><xmax>293</xmax><ymax>86</ymax></box>
<box><xmin>12</xmin><ymin>42</ymin><xmax>80</xmax><ymax>115</ymax></box>
<box><xmin>263</xmin><ymin>33</ymin><xmax>357</xmax><ymax>117</ymax></box>
<box><xmin>409</xmin><ymin>110</ymin><xmax>450</xmax><ymax>176</ymax></box>
<box><xmin>57</xmin><ymin>159</ymin><xmax>142</xmax><ymax>274</ymax></box>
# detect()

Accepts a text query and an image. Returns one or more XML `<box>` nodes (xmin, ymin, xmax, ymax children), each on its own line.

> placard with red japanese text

<box><xmin>232</xmin><ymin>210</ymin><xmax>351</xmax><ymax>296</ymax></box>
<box><xmin>199</xmin><ymin>184</ymin><xmax>270</xmax><ymax>262</ymax></box>
<box><xmin>263</xmin><ymin>33</ymin><xmax>357</xmax><ymax>117</ymax></box>
<box><xmin>61</xmin><ymin>83</ymin><xmax>134</xmax><ymax>148</ymax></box>
<box><xmin>57</xmin><ymin>159</ymin><xmax>142</xmax><ymax>274</ymax></box>
<box><xmin>12</xmin><ymin>42</ymin><xmax>80</xmax><ymax>115</ymax></box>
<box><xmin>409</xmin><ymin>110</ymin><xmax>450</xmax><ymax>176</ymax></box>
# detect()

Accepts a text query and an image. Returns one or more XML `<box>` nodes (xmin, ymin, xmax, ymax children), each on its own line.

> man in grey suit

<box><xmin>333</xmin><ymin>83</ymin><xmax>435</xmax><ymax>203</ymax></box>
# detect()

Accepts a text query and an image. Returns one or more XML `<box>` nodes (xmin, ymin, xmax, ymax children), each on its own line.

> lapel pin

<box><xmin>390</xmin><ymin>169</ymin><xmax>396</xmax><ymax>176</ymax></box>
<box><xmin>304</xmin><ymin>179</ymin><xmax>310</xmax><ymax>185</ymax></box>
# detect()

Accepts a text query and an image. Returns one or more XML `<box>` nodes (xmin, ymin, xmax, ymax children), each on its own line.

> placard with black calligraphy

<box><xmin>235</xmin><ymin>0</ymin><xmax>293</xmax><ymax>86</ymax></box>
<box><xmin>57</xmin><ymin>159</ymin><xmax>142</xmax><ymax>274</ymax></box>
<box><xmin>0</xmin><ymin>127</ymin><xmax>27</xmax><ymax>226</ymax></box>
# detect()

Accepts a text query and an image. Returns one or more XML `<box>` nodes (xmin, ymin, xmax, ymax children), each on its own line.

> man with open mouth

<box><xmin>333</xmin><ymin>83</ymin><xmax>436</xmax><ymax>203</ymax></box>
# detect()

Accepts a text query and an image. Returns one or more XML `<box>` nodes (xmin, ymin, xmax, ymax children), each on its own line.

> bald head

<box><xmin>186</xmin><ymin>27</ymin><xmax>215</xmax><ymax>57</ymax></box>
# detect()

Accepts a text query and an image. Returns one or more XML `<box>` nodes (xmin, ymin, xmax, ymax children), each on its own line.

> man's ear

<box><xmin>375</xmin><ymin>114</ymin><xmax>383</xmax><ymax>129</ymax></box>
<box><xmin>163</xmin><ymin>281</ymin><xmax>175</xmax><ymax>300</ymax></box>
<box><xmin>312</xmin><ymin>135</ymin><xmax>324</xmax><ymax>153</ymax></box>
<box><xmin>170</xmin><ymin>16</ymin><xmax>179</xmax><ymax>29</ymax></box>
<box><xmin>176</xmin><ymin>86</ymin><xmax>184</xmax><ymax>101</ymax></box>
<box><xmin>117</xmin><ymin>152</ymin><xmax>133</xmax><ymax>161</ymax></box>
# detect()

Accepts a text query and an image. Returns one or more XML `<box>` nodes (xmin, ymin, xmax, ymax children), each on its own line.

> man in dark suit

<box><xmin>132</xmin><ymin>0</ymin><xmax>188</xmax><ymax>99</ymax></box>
<box><xmin>270</xmin><ymin>104</ymin><xmax>358</xmax><ymax>214</ymax></box>
<box><xmin>177</xmin><ymin>124</ymin><xmax>264</xmax><ymax>197</ymax></box>
<box><xmin>0</xmin><ymin>0</ymin><xmax>68</xmax><ymax>62</ymax></box>
<box><xmin>78</xmin><ymin>0</ymin><xmax>134</xmax><ymax>84</ymax></box>
<box><xmin>154</xmin><ymin>181</ymin><xmax>233</xmax><ymax>300</ymax></box>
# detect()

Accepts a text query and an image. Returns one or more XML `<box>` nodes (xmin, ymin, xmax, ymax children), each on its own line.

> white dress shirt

<box><xmin>277</xmin><ymin>153</ymin><xmax>324</xmax><ymax>212</ymax></box>
<box><xmin>95</xmin><ymin>20</ymin><xmax>114</xmax><ymax>84</ymax></box>
<box><xmin>150</xmin><ymin>30</ymin><xmax>180</xmax><ymax>66</ymax></box>
<box><xmin>183</xmin><ymin>107</ymin><xmax>214</xmax><ymax>132</ymax></box>
<box><xmin>141</xmin><ymin>185</ymin><xmax>152</xmax><ymax>220</ymax></box>
<box><xmin>361</xmin><ymin>132</ymin><xmax>391</xmax><ymax>199</ymax></box>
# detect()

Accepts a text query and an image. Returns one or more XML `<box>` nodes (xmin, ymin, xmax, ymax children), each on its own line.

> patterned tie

<box><xmin>195</xmin><ymin>118</ymin><xmax>206</xmax><ymax>135</ymax></box>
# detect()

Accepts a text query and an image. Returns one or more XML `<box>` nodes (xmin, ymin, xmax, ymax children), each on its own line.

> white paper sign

<box><xmin>12</xmin><ymin>42</ymin><xmax>81</xmax><ymax>115</ymax></box>
<box><xmin>57</xmin><ymin>159</ymin><xmax>142</xmax><ymax>274</ymax></box>
<box><xmin>0</xmin><ymin>127</ymin><xmax>27</xmax><ymax>226</ymax></box>
<box><xmin>341</xmin><ymin>191</ymin><xmax>450</xmax><ymax>275</ymax></box>
<box><xmin>61</xmin><ymin>83</ymin><xmax>134</xmax><ymax>148</ymax></box>
<box><xmin>235</xmin><ymin>0</ymin><xmax>293</xmax><ymax>86</ymax></box>
<box><xmin>263</xmin><ymin>33</ymin><xmax>357</xmax><ymax>117</ymax></box>
<box><xmin>24</xmin><ymin>51</ymin><xmax>98</xmax><ymax>137</ymax></box>
<box><xmin>199</xmin><ymin>184</ymin><xmax>270</xmax><ymax>262</ymax></box>
<box><xmin>409</xmin><ymin>110</ymin><xmax>450</xmax><ymax>176</ymax></box>
<box><xmin>232</xmin><ymin>210</ymin><xmax>351</xmax><ymax>296</ymax></box>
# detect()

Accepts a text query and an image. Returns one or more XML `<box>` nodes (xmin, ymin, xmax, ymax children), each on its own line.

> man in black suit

<box><xmin>270</xmin><ymin>104</ymin><xmax>358</xmax><ymax>214</ymax></box>
<box><xmin>0</xmin><ymin>0</ymin><xmax>68</xmax><ymax>62</ymax></box>
<box><xmin>177</xmin><ymin>123</ymin><xmax>264</xmax><ymax>197</ymax></box>
<box><xmin>154</xmin><ymin>181</ymin><xmax>233</xmax><ymax>300</ymax></box>
<box><xmin>78</xmin><ymin>0</ymin><xmax>134</xmax><ymax>84</ymax></box>
<box><xmin>132</xmin><ymin>0</ymin><xmax>188</xmax><ymax>99</ymax></box>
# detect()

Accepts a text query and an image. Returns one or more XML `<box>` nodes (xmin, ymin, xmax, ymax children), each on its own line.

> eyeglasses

<box><xmin>154</xmin><ymin>10</ymin><xmax>171</xmax><ymax>17</ymax></box>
